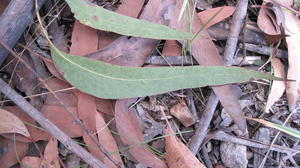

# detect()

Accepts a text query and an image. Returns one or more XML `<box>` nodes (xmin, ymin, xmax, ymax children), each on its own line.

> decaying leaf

<box><xmin>0</xmin><ymin>138</ymin><xmax>29</xmax><ymax>168</ymax></box>
<box><xmin>115</xmin><ymin>99</ymin><xmax>167</xmax><ymax>168</ymax></box>
<box><xmin>165</xmin><ymin>127</ymin><xmax>206</xmax><ymax>168</ymax></box>
<box><xmin>21</xmin><ymin>156</ymin><xmax>42</xmax><ymax>168</ymax></box>
<box><xmin>198</xmin><ymin>6</ymin><xmax>236</xmax><ymax>29</ymax></box>
<box><xmin>257</xmin><ymin>2</ymin><xmax>286</xmax><ymax>43</ymax></box>
<box><xmin>41</xmin><ymin>137</ymin><xmax>60</xmax><ymax>168</ymax></box>
<box><xmin>265</xmin><ymin>58</ymin><xmax>286</xmax><ymax>112</ymax></box>
<box><xmin>65</xmin><ymin>0</ymin><xmax>194</xmax><ymax>40</ymax></box>
<box><xmin>96</xmin><ymin>112</ymin><xmax>124</xmax><ymax>167</ymax></box>
<box><xmin>77</xmin><ymin>92</ymin><xmax>119</xmax><ymax>168</ymax></box>
<box><xmin>0</xmin><ymin>109</ymin><xmax>30</xmax><ymax>137</ymax></box>
<box><xmin>279</xmin><ymin>0</ymin><xmax>300</xmax><ymax>110</ymax></box>
<box><xmin>170</xmin><ymin>100</ymin><xmax>196</xmax><ymax>127</ymax></box>
<box><xmin>2</xmin><ymin>106</ymin><xmax>50</xmax><ymax>142</ymax></box>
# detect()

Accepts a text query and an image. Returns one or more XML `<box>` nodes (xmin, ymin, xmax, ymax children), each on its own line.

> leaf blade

<box><xmin>65</xmin><ymin>0</ymin><xmax>194</xmax><ymax>40</ymax></box>
<box><xmin>51</xmin><ymin>46</ymin><xmax>279</xmax><ymax>99</ymax></box>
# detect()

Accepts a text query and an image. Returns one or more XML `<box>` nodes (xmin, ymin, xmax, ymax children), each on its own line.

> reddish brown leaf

<box><xmin>43</xmin><ymin>78</ymin><xmax>77</xmax><ymax>107</ymax></box>
<box><xmin>162</xmin><ymin>40</ymin><xmax>182</xmax><ymax>56</ymax></box>
<box><xmin>2</xmin><ymin>106</ymin><xmax>49</xmax><ymax>142</ymax></box>
<box><xmin>265</xmin><ymin>58</ymin><xmax>285</xmax><ymax>112</ymax></box>
<box><xmin>257</xmin><ymin>2</ymin><xmax>286</xmax><ymax>44</ymax></box>
<box><xmin>41</xmin><ymin>136</ymin><xmax>60</xmax><ymax>168</ymax></box>
<box><xmin>0</xmin><ymin>0</ymin><xmax>9</xmax><ymax>14</ymax></box>
<box><xmin>95</xmin><ymin>98</ymin><xmax>114</xmax><ymax>116</ymax></box>
<box><xmin>21</xmin><ymin>156</ymin><xmax>42</xmax><ymax>168</ymax></box>
<box><xmin>197</xmin><ymin>6</ymin><xmax>236</xmax><ymax>29</ymax></box>
<box><xmin>0</xmin><ymin>138</ymin><xmax>29</xmax><ymax>168</ymax></box>
<box><xmin>96</xmin><ymin>112</ymin><xmax>124</xmax><ymax>167</ymax></box>
<box><xmin>0</xmin><ymin>109</ymin><xmax>30</xmax><ymax>137</ymax></box>
<box><xmin>41</xmin><ymin>105</ymin><xmax>82</xmax><ymax>138</ymax></box>
<box><xmin>170</xmin><ymin>100</ymin><xmax>196</xmax><ymax>127</ymax></box>
<box><xmin>70</xmin><ymin>20</ymin><xmax>99</xmax><ymax>55</ymax></box>
<box><xmin>165</xmin><ymin>127</ymin><xmax>206</xmax><ymax>168</ymax></box>
<box><xmin>115</xmin><ymin>99</ymin><xmax>167</xmax><ymax>168</ymax></box>
<box><xmin>78</xmin><ymin>92</ymin><xmax>120</xmax><ymax>167</ymax></box>
<box><xmin>169</xmin><ymin>0</ymin><xmax>247</xmax><ymax>132</ymax></box>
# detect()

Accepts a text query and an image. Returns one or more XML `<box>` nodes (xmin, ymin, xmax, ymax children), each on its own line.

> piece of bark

<box><xmin>0</xmin><ymin>0</ymin><xmax>46</xmax><ymax>65</ymax></box>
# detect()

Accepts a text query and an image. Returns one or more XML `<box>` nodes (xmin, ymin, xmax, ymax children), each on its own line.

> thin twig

<box><xmin>208</xmin><ymin>131</ymin><xmax>298</xmax><ymax>154</ymax></box>
<box><xmin>188</xmin><ymin>92</ymin><xmax>219</xmax><ymax>154</ymax></box>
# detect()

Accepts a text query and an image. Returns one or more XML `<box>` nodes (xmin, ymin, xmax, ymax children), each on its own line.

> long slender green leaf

<box><xmin>247</xmin><ymin>117</ymin><xmax>300</xmax><ymax>139</ymax></box>
<box><xmin>51</xmin><ymin>46</ymin><xmax>279</xmax><ymax>99</ymax></box>
<box><xmin>65</xmin><ymin>0</ymin><xmax>194</xmax><ymax>40</ymax></box>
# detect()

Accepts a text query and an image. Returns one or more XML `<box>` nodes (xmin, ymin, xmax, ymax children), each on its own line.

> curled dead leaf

<box><xmin>21</xmin><ymin>156</ymin><xmax>42</xmax><ymax>168</ymax></box>
<box><xmin>265</xmin><ymin>58</ymin><xmax>285</xmax><ymax>112</ymax></box>
<box><xmin>0</xmin><ymin>109</ymin><xmax>30</xmax><ymax>137</ymax></box>
<box><xmin>41</xmin><ymin>137</ymin><xmax>60</xmax><ymax>168</ymax></box>
<box><xmin>165</xmin><ymin>127</ymin><xmax>206</xmax><ymax>168</ymax></box>
<box><xmin>257</xmin><ymin>2</ymin><xmax>286</xmax><ymax>43</ymax></box>
<box><xmin>170</xmin><ymin>100</ymin><xmax>196</xmax><ymax>127</ymax></box>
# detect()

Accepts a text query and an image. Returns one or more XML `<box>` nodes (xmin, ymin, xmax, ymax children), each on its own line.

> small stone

<box><xmin>220</xmin><ymin>142</ymin><xmax>248</xmax><ymax>168</ymax></box>
<box><xmin>170</xmin><ymin>100</ymin><xmax>196</xmax><ymax>127</ymax></box>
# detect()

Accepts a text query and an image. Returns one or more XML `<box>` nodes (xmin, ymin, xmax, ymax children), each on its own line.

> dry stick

<box><xmin>188</xmin><ymin>0</ymin><xmax>248</xmax><ymax>154</ymax></box>
<box><xmin>208</xmin><ymin>131</ymin><xmax>298</xmax><ymax>154</ymax></box>
<box><xmin>0</xmin><ymin>0</ymin><xmax>46</xmax><ymax>65</ymax></box>
<box><xmin>0</xmin><ymin>39</ymin><xmax>118</xmax><ymax>167</ymax></box>
<box><xmin>0</xmin><ymin>78</ymin><xmax>106</xmax><ymax>168</ymax></box>
<box><xmin>188</xmin><ymin>92</ymin><xmax>219</xmax><ymax>154</ymax></box>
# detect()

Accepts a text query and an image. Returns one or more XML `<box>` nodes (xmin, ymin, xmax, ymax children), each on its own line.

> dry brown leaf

<box><xmin>77</xmin><ymin>92</ymin><xmax>120</xmax><ymax>167</ymax></box>
<box><xmin>21</xmin><ymin>156</ymin><xmax>42</xmax><ymax>168</ymax></box>
<box><xmin>41</xmin><ymin>136</ymin><xmax>60</xmax><ymax>168</ymax></box>
<box><xmin>165</xmin><ymin>127</ymin><xmax>206</xmax><ymax>168</ymax></box>
<box><xmin>198</xmin><ymin>6</ymin><xmax>236</xmax><ymax>29</ymax></box>
<box><xmin>41</xmin><ymin>105</ymin><xmax>82</xmax><ymax>138</ymax></box>
<box><xmin>2</xmin><ymin>106</ymin><xmax>50</xmax><ymax>142</ymax></box>
<box><xmin>265</xmin><ymin>58</ymin><xmax>285</xmax><ymax>112</ymax></box>
<box><xmin>0</xmin><ymin>109</ymin><xmax>30</xmax><ymax>137</ymax></box>
<box><xmin>169</xmin><ymin>0</ymin><xmax>247</xmax><ymax>132</ymax></box>
<box><xmin>43</xmin><ymin>78</ymin><xmax>77</xmax><ymax>107</ymax></box>
<box><xmin>162</xmin><ymin>40</ymin><xmax>182</xmax><ymax>56</ymax></box>
<box><xmin>115</xmin><ymin>99</ymin><xmax>167</xmax><ymax>168</ymax></box>
<box><xmin>170</xmin><ymin>100</ymin><xmax>196</xmax><ymax>127</ymax></box>
<box><xmin>257</xmin><ymin>2</ymin><xmax>286</xmax><ymax>43</ymax></box>
<box><xmin>96</xmin><ymin>112</ymin><xmax>124</xmax><ymax>167</ymax></box>
<box><xmin>95</xmin><ymin>98</ymin><xmax>114</xmax><ymax>116</ymax></box>
<box><xmin>0</xmin><ymin>0</ymin><xmax>9</xmax><ymax>14</ymax></box>
<box><xmin>278</xmin><ymin>0</ymin><xmax>300</xmax><ymax>110</ymax></box>
<box><xmin>0</xmin><ymin>138</ymin><xmax>29</xmax><ymax>168</ymax></box>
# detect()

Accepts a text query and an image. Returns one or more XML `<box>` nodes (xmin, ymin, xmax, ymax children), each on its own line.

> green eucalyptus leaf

<box><xmin>65</xmin><ymin>0</ymin><xmax>194</xmax><ymax>40</ymax></box>
<box><xmin>51</xmin><ymin>46</ymin><xmax>279</xmax><ymax>99</ymax></box>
